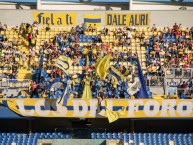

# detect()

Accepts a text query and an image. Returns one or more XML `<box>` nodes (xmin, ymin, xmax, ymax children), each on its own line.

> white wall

<box><xmin>0</xmin><ymin>1</ymin><xmax>193</xmax><ymax>10</ymax></box>
<box><xmin>40</xmin><ymin>2</ymin><xmax>124</xmax><ymax>10</ymax></box>
<box><xmin>131</xmin><ymin>1</ymin><xmax>193</xmax><ymax>10</ymax></box>
<box><xmin>37</xmin><ymin>1</ymin><xmax>193</xmax><ymax>11</ymax></box>
<box><xmin>0</xmin><ymin>2</ymin><xmax>36</xmax><ymax>9</ymax></box>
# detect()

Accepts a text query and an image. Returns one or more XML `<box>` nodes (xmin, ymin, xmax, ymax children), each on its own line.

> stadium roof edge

<box><xmin>1</xmin><ymin>0</ymin><xmax>193</xmax><ymax>3</ymax></box>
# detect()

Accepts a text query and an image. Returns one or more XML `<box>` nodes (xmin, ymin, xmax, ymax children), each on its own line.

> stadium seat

<box><xmin>101</xmin><ymin>133</ymin><xmax>106</xmax><ymax>139</ymax></box>
<box><xmin>112</xmin><ymin>133</ymin><xmax>117</xmax><ymax>140</ymax></box>
<box><xmin>66</xmin><ymin>134</ymin><xmax>71</xmax><ymax>139</ymax></box>
<box><xmin>96</xmin><ymin>132</ymin><xmax>102</xmax><ymax>139</ymax></box>
<box><xmin>91</xmin><ymin>132</ymin><xmax>96</xmax><ymax>139</ymax></box>
<box><xmin>107</xmin><ymin>133</ymin><xmax>112</xmax><ymax>139</ymax></box>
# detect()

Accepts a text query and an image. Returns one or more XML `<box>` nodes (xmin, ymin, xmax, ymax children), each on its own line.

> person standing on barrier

<box><xmin>67</xmin><ymin>77</ymin><xmax>72</xmax><ymax>92</ymax></box>
<box><xmin>31</xmin><ymin>81</ymin><xmax>39</xmax><ymax>98</ymax></box>
<box><xmin>21</xmin><ymin>52</ymin><xmax>26</xmax><ymax>68</ymax></box>
<box><xmin>97</xmin><ymin>93</ymin><xmax>103</xmax><ymax>113</ymax></box>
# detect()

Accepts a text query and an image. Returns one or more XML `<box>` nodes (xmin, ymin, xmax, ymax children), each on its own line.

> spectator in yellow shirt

<box><xmin>172</xmin><ymin>92</ymin><xmax>178</xmax><ymax>99</ymax></box>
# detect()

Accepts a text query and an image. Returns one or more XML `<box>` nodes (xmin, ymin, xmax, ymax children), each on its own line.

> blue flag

<box><xmin>31</xmin><ymin>54</ymin><xmax>44</xmax><ymax>98</ymax></box>
<box><xmin>137</xmin><ymin>57</ymin><xmax>149</xmax><ymax>98</ymax></box>
<box><xmin>45</xmin><ymin>77</ymin><xmax>61</xmax><ymax>90</ymax></box>
<box><xmin>37</xmin><ymin>54</ymin><xmax>44</xmax><ymax>84</ymax></box>
<box><xmin>58</xmin><ymin>83</ymin><xmax>69</xmax><ymax>106</ymax></box>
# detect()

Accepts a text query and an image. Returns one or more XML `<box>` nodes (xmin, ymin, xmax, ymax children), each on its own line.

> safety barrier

<box><xmin>0</xmin><ymin>79</ymin><xmax>31</xmax><ymax>89</ymax></box>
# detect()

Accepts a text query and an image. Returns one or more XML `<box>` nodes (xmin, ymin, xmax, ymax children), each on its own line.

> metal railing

<box><xmin>165</xmin><ymin>68</ymin><xmax>193</xmax><ymax>95</ymax></box>
<box><xmin>146</xmin><ymin>76</ymin><xmax>164</xmax><ymax>87</ymax></box>
<box><xmin>0</xmin><ymin>79</ymin><xmax>31</xmax><ymax>89</ymax></box>
<box><xmin>165</xmin><ymin>68</ymin><xmax>193</xmax><ymax>79</ymax></box>
<box><xmin>55</xmin><ymin>128</ymin><xmax>106</xmax><ymax>139</ymax></box>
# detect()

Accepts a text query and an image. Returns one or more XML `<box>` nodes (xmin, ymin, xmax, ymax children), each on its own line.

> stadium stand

<box><xmin>0</xmin><ymin>132</ymin><xmax>192</xmax><ymax>145</ymax></box>
<box><xmin>0</xmin><ymin>132</ymin><xmax>69</xmax><ymax>145</ymax></box>
<box><xmin>0</xmin><ymin>4</ymin><xmax>193</xmax><ymax>145</ymax></box>
<box><xmin>91</xmin><ymin>132</ymin><xmax>193</xmax><ymax>145</ymax></box>
<box><xmin>0</xmin><ymin>21</ymin><xmax>193</xmax><ymax>99</ymax></box>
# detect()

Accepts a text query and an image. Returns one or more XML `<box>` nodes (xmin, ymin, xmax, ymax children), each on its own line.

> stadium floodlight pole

<box><xmin>129</xmin><ymin>0</ymin><xmax>133</xmax><ymax>10</ymax></box>
<box><xmin>37</xmin><ymin>0</ymin><xmax>41</xmax><ymax>10</ymax></box>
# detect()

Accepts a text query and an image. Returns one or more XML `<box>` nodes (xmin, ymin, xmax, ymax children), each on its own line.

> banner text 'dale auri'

<box><xmin>105</xmin><ymin>12</ymin><xmax>150</xmax><ymax>26</ymax></box>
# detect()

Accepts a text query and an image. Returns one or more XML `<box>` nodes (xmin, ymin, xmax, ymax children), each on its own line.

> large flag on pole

<box><xmin>95</xmin><ymin>55</ymin><xmax>111</xmax><ymax>80</ymax></box>
<box><xmin>136</xmin><ymin>56</ymin><xmax>149</xmax><ymax>98</ymax></box>
<box><xmin>109</xmin><ymin>66</ymin><xmax>126</xmax><ymax>84</ymax></box>
<box><xmin>81</xmin><ymin>75</ymin><xmax>92</xmax><ymax>99</ymax></box>
<box><xmin>37</xmin><ymin>54</ymin><xmax>44</xmax><ymax>83</ymax></box>
<box><xmin>122</xmin><ymin>66</ymin><xmax>130</xmax><ymax>76</ymax></box>
<box><xmin>17</xmin><ymin>88</ymin><xmax>30</xmax><ymax>98</ymax></box>
<box><xmin>45</xmin><ymin>77</ymin><xmax>61</xmax><ymax>90</ymax></box>
<box><xmin>82</xmin><ymin>55</ymin><xmax>92</xmax><ymax>99</ymax></box>
<box><xmin>55</xmin><ymin>56</ymin><xmax>73</xmax><ymax>105</ymax></box>
<box><xmin>58</xmin><ymin>83</ymin><xmax>69</xmax><ymax>106</ymax></box>
<box><xmin>55</xmin><ymin>56</ymin><xmax>73</xmax><ymax>75</ymax></box>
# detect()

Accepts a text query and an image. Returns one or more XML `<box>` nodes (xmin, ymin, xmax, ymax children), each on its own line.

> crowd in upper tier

<box><xmin>0</xmin><ymin>21</ymin><xmax>193</xmax><ymax>99</ymax></box>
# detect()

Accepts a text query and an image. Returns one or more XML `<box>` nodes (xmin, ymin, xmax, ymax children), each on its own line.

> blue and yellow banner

<box><xmin>17</xmin><ymin>88</ymin><xmax>30</xmax><ymax>98</ymax></box>
<box><xmin>55</xmin><ymin>56</ymin><xmax>73</xmax><ymax>75</ymax></box>
<box><xmin>83</xmin><ymin>14</ymin><xmax>101</xmax><ymax>27</ymax></box>
<box><xmin>33</xmin><ymin>11</ymin><xmax>76</xmax><ymax>26</ymax></box>
<box><xmin>109</xmin><ymin>66</ymin><xmax>126</xmax><ymax>83</ymax></box>
<box><xmin>105</xmin><ymin>12</ymin><xmax>150</xmax><ymax>26</ymax></box>
<box><xmin>0</xmin><ymin>99</ymin><xmax>193</xmax><ymax>118</ymax></box>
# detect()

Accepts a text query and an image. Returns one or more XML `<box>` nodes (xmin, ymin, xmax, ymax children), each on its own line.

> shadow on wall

<box><xmin>24</xmin><ymin>73</ymin><xmax>32</xmax><ymax>79</ymax></box>
<box><xmin>105</xmin><ymin>5</ymin><xmax>113</xmax><ymax>10</ymax></box>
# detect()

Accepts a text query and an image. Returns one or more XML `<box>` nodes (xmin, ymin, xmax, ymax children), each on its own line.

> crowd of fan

<box><xmin>0</xmin><ymin>21</ymin><xmax>193</xmax><ymax>99</ymax></box>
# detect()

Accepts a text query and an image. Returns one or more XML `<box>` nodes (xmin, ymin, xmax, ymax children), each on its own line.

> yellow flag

<box><xmin>21</xmin><ymin>91</ymin><xmax>30</xmax><ymax>98</ymax></box>
<box><xmin>86</xmin><ymin>55</ymin><xmax>89</xmax><ymax>67</ymax></box>
<box><xmin>81</xmin><ymin>75</ymin><xmax>92</xmax><ymax>99</ymax></box>
<box><xmin>0</xmin><ymin>99</ymin><xmax>2</xmax><ymax>104</ymax></box>
<box><xmin>95</xmin><ymin>57</ymin><xmax>102</xmax><ymax>68</ymax></box>
<box><xmin>6</xmin><ymin>100</ymin><xmax>21</xmax><ymax>115</ymax></box>
<box><xmin>6</xmin><ymin>100</ymin><xmax>34</xmax><ymax>116</ymax></box>
<box><xmin>0</xmin><ymin>99</ymin><xmax>21</xmax><ymax>115</ymax></box>
<box><xmin>28</xmin><ymin>81</ymin><xmax>31</xmax><ymax>92</ymax></box>
<box><xmin>104</xmin><ymin>100</ymin><xmax>126</xmax><ymax>123</ymax></box>
<box><xmin>81</xmin><ymin>55</ymin><xmax>92</xmax><ymax>99</ymax></box>
<box><xmin>42</xmin><ymin>92</ymin><xmax>47</xmax><ymax>98</ymax></box>
<box><xmin>111</xmin><ymin>75</ymin><xmax>119</xmax><ymax>88</ymax></box>
<box><xmin>18</xmin><ymin>88</ymin><xmax>30</xmax><ymax>98</ymax></box>
<box><xmin>55</xmin><ymin>56</ymin><xmax>73</xmax><ymax>74</ymax></box>
<box><xmin>95</xmin><ymin>55</ymin><xmax>111</xmax><ymax>80</ymax></box>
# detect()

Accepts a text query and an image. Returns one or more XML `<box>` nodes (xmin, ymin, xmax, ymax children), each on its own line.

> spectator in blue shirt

<box><xmin>181</xmin><ymin>92</ymin><xmax>187</xmax><ymax>99</ymax></box>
